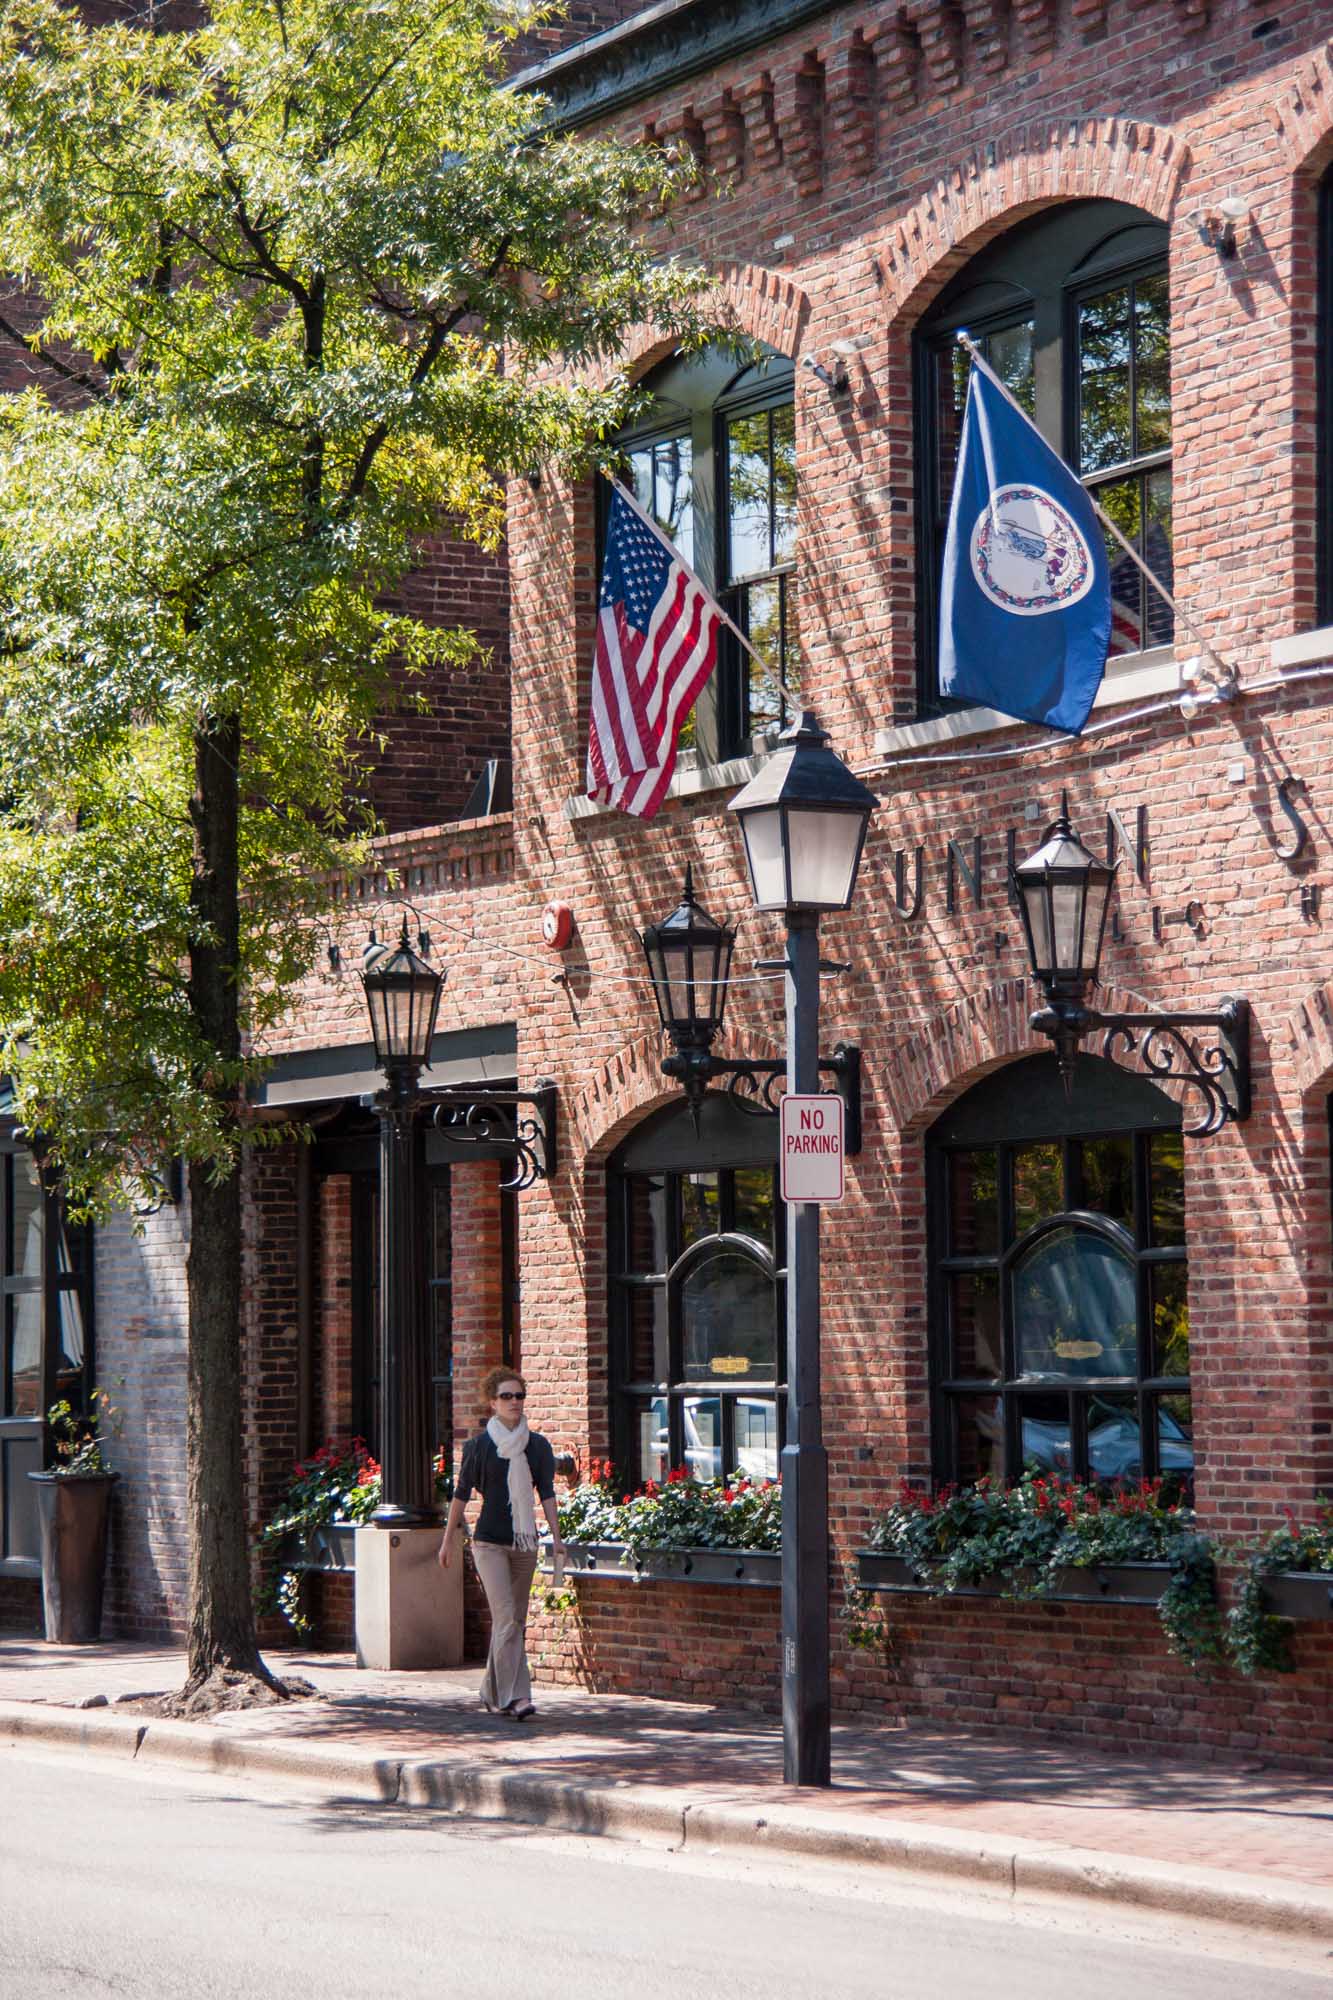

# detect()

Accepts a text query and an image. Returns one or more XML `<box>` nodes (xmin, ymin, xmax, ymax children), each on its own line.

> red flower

<box><xmin>722</xmin><ymin>1488</ymin><xmax>736</xmax><ymax>1503</ymax></box>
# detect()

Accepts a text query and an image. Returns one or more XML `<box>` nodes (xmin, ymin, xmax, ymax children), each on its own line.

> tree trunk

<box><xmin>184</xmin><ymin>708</ymin><xmax>277</xmax><ymax>1692</ymax></box>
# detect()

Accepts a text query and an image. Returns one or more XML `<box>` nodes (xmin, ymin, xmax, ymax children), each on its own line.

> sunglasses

<box><xmin>496</xmin><ymin>1390</ymin><xmax>526</xmax><ymax>1402</ymax></box>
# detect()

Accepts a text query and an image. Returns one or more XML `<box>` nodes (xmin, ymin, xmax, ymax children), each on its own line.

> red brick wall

<box><xmin>240</xmin><ymin>1145</ymin><xmax>305</xmax><ymax>1648</ymax></box>
<box><xmin>450</xmin><ymin>1160</ymin><xmax>507</xmax><ymax>1455</ymax></box>
<box><xmin>317</xmin><ymin>1174</ymin><xmax>356</xmax><ymax>1446</ymax></box>
<box><xmin>530</xmin><ymin>1579</ymin><xmax>781</xmax><ymax>1710</ymax></box>
<box><xmin>530</xmin><ymin>1578</ymin><xmax>1333</xmax><ymax>1768</ymax></box>
<box><xmin>369</xmin><ymin>530</ymin><xmax>513</xmax><ymax>835</ymax></box>
<box><xmin>0</xmin><ymin>1576</ymin><xmax>39</xmax><ymax>1632</ymax></box>
<box><xmin>248</xmin><ymin>2</ymin><xmax>1333</xmax><ymax>1760</ymax></box>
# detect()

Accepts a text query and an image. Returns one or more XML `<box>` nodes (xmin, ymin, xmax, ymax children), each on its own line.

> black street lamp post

<box><xmin>729</xmin><ymin>709</ymin><xmax>877</xmax><ymax>1788</ymax></box>
<box><xmin>360</xmin><ymin>924</ymin><xmax>445</xmax><ymax>1529</ymax></box>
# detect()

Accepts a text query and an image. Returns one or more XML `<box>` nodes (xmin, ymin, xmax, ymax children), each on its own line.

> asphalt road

<box><xmin>1</xmin><ymin>1749</ymin><xmax>1329</xmax><ymax>2000</ymax></box>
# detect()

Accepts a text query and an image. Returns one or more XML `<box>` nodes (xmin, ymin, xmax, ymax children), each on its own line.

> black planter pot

<box><xmin>854</xmin><ymin>1550</ymin><xmax>1171</xmax><ymax>1606</ymax></box>
<box><xmin>546</xmin><ymin>1541</ymin><xmax>781</xmax><ymax>1587</ymax></box>
<box><xmin>274</xmin><ymin>1524</ymin><xmax>358</xmax><ymax>1573</ymax></box>
<box><xmin>1257</xmin><ymin>1571</ymin><xmax>1333</xmax><ymax>1619</ymax></box>
<box><xmin>28</xmin><ymin>1472</ymin><xmax>119</xmax><ymax>1644</ymax></box>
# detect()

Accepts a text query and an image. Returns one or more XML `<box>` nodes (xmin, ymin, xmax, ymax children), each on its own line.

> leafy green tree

<box><xmin>0</xmin><ymin>0</ymin><xmax>711</xmax><ymax>1701</ymax></box>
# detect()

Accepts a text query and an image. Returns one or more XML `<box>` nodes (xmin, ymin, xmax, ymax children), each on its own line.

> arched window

<box><xmin>916</xmin><ymin>200</ymin><xmax>1172</xmax><ymax>712</ymax></box>
<box><xmin>608</xmin><ymin>342</ymin><xmax>797</xmax><ymax>764</ymax></box>
<box><xmin>926</xmin><ymin>1053</ymin><xmax>1190</xmax><ymax>1496</ymax></box>
<box><xmin>607</xmin><ymin>1094</ymin><xmax>783</xmax><ymax>1484</ymax></box>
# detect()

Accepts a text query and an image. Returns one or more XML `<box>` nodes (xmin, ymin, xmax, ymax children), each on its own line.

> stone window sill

<box><xmin>872</xmin><ymin>647</ymin><xmax>1180</xmax><ymax>759</ymax></box>
<box><xmin>1271</xmin><ymin>624</ymin><xmax>1333</xmax><ymax>671</ymax></box>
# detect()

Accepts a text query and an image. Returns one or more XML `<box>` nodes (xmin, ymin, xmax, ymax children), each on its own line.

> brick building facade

<box><xmin>6</xmin><ymin>0</ymin><xmax>1333</xmax><ymax>1767</ymax></box>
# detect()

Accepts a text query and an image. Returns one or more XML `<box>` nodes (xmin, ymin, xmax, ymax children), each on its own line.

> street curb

<box><xmin>3</xmin><ymin>1700</ymin><xmax>1331</xmax><ymax>1943</ymax></box>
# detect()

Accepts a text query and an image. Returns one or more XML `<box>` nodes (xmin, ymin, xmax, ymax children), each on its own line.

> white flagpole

<box><xmin>605</xmin><ymin>472</ymin><xmax>794</xmax><ymax>722</ymax></box>
<box><xmin>955</xmin><ymin>332</ymin><xmax>1235</xmax><ymax>692</ymax></box>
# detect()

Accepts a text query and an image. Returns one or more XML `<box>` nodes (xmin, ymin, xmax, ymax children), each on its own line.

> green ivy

<box><xmin>1225</xmin><ymin>1503</ymin><xmax>1333</xmax><ymax>1679</ymax></box>
<box><xmin>255</xmin><ymin>1437</ymin><xmax>451</xmax><ymax>1639</ymax></box>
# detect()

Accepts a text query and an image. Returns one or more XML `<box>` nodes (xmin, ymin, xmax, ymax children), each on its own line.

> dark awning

<box><xmin>252</xmin><ymin>1023</ymin><xmax>518</xmax><ymax>1110</ymax></box>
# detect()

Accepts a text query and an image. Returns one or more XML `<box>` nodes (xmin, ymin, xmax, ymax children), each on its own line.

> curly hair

<box><xmin>478</xmin><ymin>1366</ymin><xmax>527</xmax><ymax>1420</ymax></box>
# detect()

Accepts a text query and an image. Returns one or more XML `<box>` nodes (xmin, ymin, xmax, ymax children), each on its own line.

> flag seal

<box><xmin>969</xmin><ymin>484</ymin><xmax>1096</xmax><ymax>616</ymax></box>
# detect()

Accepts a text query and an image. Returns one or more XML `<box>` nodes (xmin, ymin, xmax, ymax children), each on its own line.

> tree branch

<box><xmin>336</xmin><ymin>239</ymin><xmax>511</xmax><ymax>518</ymax></box>
<box><xmin>199</xmin><ymin>107</ymin><xmax>310</xmax><ymax>310</ymax></box>
<box><xmin>0</xmin><ymin>315</ymin><xmax>111</xmax><ymax>400</ymax></box>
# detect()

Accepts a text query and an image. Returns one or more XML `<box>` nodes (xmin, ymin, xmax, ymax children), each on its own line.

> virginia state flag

<box><xmin>939</xmin><ymin>353</ymin><xmax>1111</xmax><ymax>734</ymax></box>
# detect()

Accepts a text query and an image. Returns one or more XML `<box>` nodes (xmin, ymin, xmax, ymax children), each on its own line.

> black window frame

<box><xmin>926</xmin><ymin>1054</ymin><xmax>1190</xmax><ymax>1495</ymax></box>
<box><xmin>607</xmin><ymin>1099</ymin><xmax>785</xmax><ymax>1486</ymax></box>
<box><xmin>914</xmin><ymin>200</ymin><xmax>1173</xmax><ymax>717</ymax></box>
<box><xmin>604</xmin><ymin>344</ymin><xmax>796</xmax><ymax>766</ymax></box>
<box><xmin>0</xmin><ymin>1134</ymin><xmax>96</xmax><ymax>1575</ymax></box>
<box><xmin>0</xmin><ymin>1141</ymin><xmax>94</xmax><ymax>1429</ymax></box>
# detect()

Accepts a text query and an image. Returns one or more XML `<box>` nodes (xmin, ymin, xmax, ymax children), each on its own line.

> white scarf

<box><xmin>487</xmin><ymin>1415</ymin><xmax>539</xmax><ymax>1550</ymax></box>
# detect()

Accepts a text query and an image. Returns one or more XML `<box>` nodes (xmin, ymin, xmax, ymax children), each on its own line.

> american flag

<box><xmin>585</xmin><ymin>482</ymin><xmax>722</xmax><ymax>818</ymax></box>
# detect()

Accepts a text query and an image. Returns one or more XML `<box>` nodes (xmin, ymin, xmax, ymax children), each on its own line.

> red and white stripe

<box><xmin>586</xmin><ymin>501</ymin><xmax>722</xmax><ymax>820</ymax></box>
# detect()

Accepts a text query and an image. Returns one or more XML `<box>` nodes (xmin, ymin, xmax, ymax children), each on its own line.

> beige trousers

<box><xmin>472</xmin><ymin>1541</ymin><xmax>539</xmax><ymax>1710</ymax></box>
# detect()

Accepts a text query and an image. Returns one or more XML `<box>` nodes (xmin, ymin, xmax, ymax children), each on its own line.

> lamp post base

<box><xmin>354</xmin><ymin>1526</ymin><xmax>462</xmax><ymax>1671</ymax></box>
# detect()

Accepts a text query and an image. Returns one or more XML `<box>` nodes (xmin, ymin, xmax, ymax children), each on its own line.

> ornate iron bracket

<box><xmin>663</xmin><ymin>1044</ymin><xmax>862</xmax><ymax>1155</ymax></box>
<box><xmin>1032</xmin><ymin>997</ymin><xmax>1250</xmax><ymax>1139</ymax></box>
<box><xmin>425</xmin><ymin>1081</ymin><xmax>558</xmax><ymax>1191</ymax></box>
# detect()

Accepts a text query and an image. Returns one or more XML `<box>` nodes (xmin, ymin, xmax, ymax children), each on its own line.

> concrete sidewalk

<box><xmin>3</xmin><ymin>1637</ymin><xmax>1332</xmax><ymax>1942</ymax></box>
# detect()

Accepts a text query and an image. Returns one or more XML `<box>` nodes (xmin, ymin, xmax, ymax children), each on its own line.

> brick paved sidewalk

<box><xmin>3</xmin><ymin>1636</ymin><xmax>1330</xmax><ymax>1894</ymax></box>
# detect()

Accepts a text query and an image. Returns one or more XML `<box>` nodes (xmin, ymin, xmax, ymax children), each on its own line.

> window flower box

<box><xmin>275</xmin><ymin>1523</ymin><xmax>358</xmax><ymax>1574</ymax></box>
<box><xmin>855</xmin><ymin>1551</ymin><xmax>1171</xmax><ymax>1607</ymax></box>
<box><xmin>546</xmin><ymin>1541</ymin><xmax>780</xmax><ymax>1588</ymax></box>
<box><xmin>1257</xmin><ymin>1571</ymin><xmax>1333</xmax><ymax>1620</ymax></box>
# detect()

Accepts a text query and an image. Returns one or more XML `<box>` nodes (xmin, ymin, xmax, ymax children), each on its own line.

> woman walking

<box><xmin>438</xmin><ymin>1368</ymin><xmax>564</xmax><ymax>1720</ymax></box>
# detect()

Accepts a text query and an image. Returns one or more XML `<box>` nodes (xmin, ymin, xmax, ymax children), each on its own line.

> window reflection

<box><xmin>640</xmin><ymin>1396</ymin><xmax>669</xmax><ymax>1485</ymax></box>
<box><xmin>626</xmin><ymin>433</ymin><xmax>694</xmax><ymax>564</ymax></box>
<box><xmin>682</xmin><ymin>1249</ymin><xmax>776</xmax><ymax>1381</ymax></box>
<box><xmin>1014</xmin><ymin>1227</ymin><xmax>1138</xmax><ymax>1379</ymax></box>
<box><xmin>684</xmin><ymin>1395</ymin><xmax>722</xmax><ymax>1482</ymax></box>
<box><xmin>1019</xmin><ymin>1392</ymin><xmax>1072</xmax><ymax>1477</ymax></box>
<box><xmin>736</xmin><ymin>1398</ymin><xmax>779</xmax><ymax>1480</ymax></box>
<box><xmin>1</xmin><ymin>1150</ymin><xmax>95</xmax><ymax>1429</ymax></box>
<box><xmin>724</xmin><ymin>402</ymin><xmax>800</xmax><ymax>739</ymax></box>
<box><xmin>1013</xmin><ymin>1142</ymin><xmax>1063</xmax><ymax>1236</ymax></box>
<box><xmin>949</xmin><ymin>1271</ymin><xmax>1001</xmax><ymax>1378</ymax></box>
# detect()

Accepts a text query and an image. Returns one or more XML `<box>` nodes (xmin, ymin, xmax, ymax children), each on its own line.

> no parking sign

<box><xmin>779</xmin><ymin>1093</ymin><xmax>845</xmax><ymax>1204</ymax></box>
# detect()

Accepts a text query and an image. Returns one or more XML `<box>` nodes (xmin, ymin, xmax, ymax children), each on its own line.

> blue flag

<box><xmin>939</xmin><ymin>353</ymin><xmax>1111</xmax><ymax>734</ymax></box>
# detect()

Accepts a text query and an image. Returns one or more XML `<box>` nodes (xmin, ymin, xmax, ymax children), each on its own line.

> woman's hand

<box><xmin>438</xmin><ymin>1530</ymin><xmax>458</xmax><ymax>1569</ymax></box>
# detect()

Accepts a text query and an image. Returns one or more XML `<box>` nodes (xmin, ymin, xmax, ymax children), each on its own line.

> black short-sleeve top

<box><xmin>456</xmin><ymin>1428</ymin><xmax>557</xmax><ymax>1546</ymax></box>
